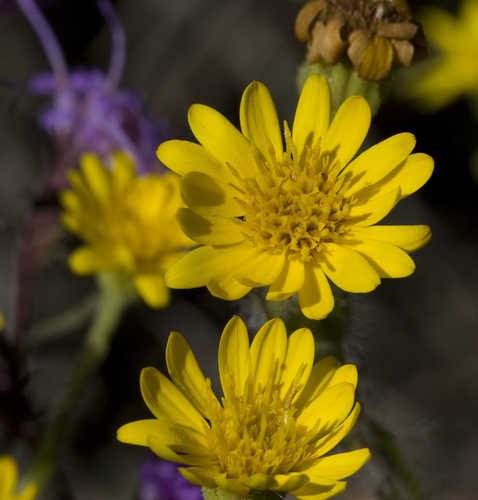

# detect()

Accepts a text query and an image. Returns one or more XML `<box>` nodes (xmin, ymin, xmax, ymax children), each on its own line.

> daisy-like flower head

<box><xmin>0</xmin><ymin>456</ymin><xmax>36</xmax><ymax>500</ymax></box>
<box><xmin>412</xmin><ymin>0</ymin><xmax>478</xmax><ymax>110</ymax></box>
<box><xmin>159</xmin><ymin>75</ymin><xmax>433</xmax><ymax>319</ymax></box>
<box><xmin>117</xmin><ymin>316</ymin><xmax>370</xmax><ymax>499</ymax></box>
<box><xmin>60</xmin><ymin>152</ymin><xmax>194</xmax><ymax>308</ymax></box>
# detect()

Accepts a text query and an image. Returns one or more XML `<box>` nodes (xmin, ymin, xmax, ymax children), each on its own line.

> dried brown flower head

<box><xmin>295</xmin><ymin>0</ymin><xmax>420</xmax><ymax>81</ymax></box>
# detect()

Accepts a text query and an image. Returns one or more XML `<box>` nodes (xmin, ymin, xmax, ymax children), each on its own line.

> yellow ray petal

<box><xmin>296</xmin><ymin>356</ymin><xmax>341</xmax><ymax>409</ymax></box>
<box><xmin>207</xmin><ymin>276</ymin><xmax>252</xmax><ymax>300</ymax></box>
<box><xmin>344</xmin><ymin>239</ymin><xmax>415</xmax><ymax>278</ymax></box>
<box><xmin>117</xmin><ymin>419</ymin><xmax>206</xmax><ymax>464</ymax></box>
<box><xmin>69</xmin><ymin>246</ymin><xmax>113</xmax><ymax>274</ymax></box>
<box><xmin>240</xmin><ymin>81</ymin><xmax>283</xmax><ymax>160</ymax></box>
<box><xmin>244</xmin><ymin>473</ymin><xmax>272</xmax><ymax>491</ymax></box>
<box><xmin>379</xmin><ymin>153</ymin><xmax>434</xmax><ymax>199</ymax></box>
<box><xmin>148</xmin><ymin>433</ymin><xmax>212</xmax><ymax>466</ymax></box>
<box><xmin>280</xmin><ymin>327</ymin><xmax>314</xmax><ymax>399</ymax></box>
<box><xmin>188</xmin><ymin>104</ymin><xmax>256</xmax><ymax>178</ymax></box>
<box><xmin>294</xmin><ymin>480</ymin><xmax>346</xmax><ymax>500</ymax></box>
<box><xmin>134</xmin><ymin>274</ymin><xmax>170</xmax><ymax>308</ymax></box>
<box><xmin>267</xmin><ymin>259</ymin><xmax>305</xmax><ymax>299</ymax></box>
<box><xmin>321</xmin><ymin>243</ymin><xmax>380</xmax><ymax>293</ymax></box>
<box><xmin>178</xmin><ymin>467</ymin><xmax>221</xmax><ymax>488</ymax></box>
<box><xmin>181</xmin><ymin>172</ymin><xmax>243</xmax><ymax>217</ymax></box>
<box><xmin>165</xmin><ymin>244</ymin><xmax>256</xmax><ymax>289</ymax></box>
<box><xmin>235</xmin><ymin>251</ymin><xmax>285</xmax><ymax>287</ymax></box>
<box><xmin>80</xmin><ymin>153</ymin><xmax>111</xmax><ymax>203</ymax></box>
<box><xmin>270</xmin><ymin>473</ymin><xmax>309</xmax><ymax>492</ymax></box>
<box><xmin>250</xmin><ymin>318</ymin><xmax>287</xmax><ymax>389</ymax></box>
<box><xmin>166</xmin><ymin>332</ymin><xmax>216</xmax><ymax>417</ymax></box>
<box><xmin>157</xmin><ymin>140</ymin><xmax>232</xmax><ymax>182</ymax></box>
<box><xmin>347</xmin><ymin>225</ymin><xmax>431</xmax><ymax>252</ymax></box>
<box><xmin>298</xmin><ymin>264</ymin><xmax>334</xmax><ymax>320</ymax></box>
<box><xmin>0</xmin><ymin>456</ymin><xmax>17</xmax><ymax>498</ymax></box>
<box><xmin>218</xmin><ymin>316</ymin><xmax>250</xmax><ymax>398</ymax></box>
<box><xmin>110</xmin><ymin>151</ymin><xmax>136</xmax><ymax>192</ymax></box>
<box><xmin>117</xmin><ymin>419</ymin><xmax>163</xmax><ymax>446</ymax></box>
<box><xmin>323</xmin><ymin>96</ymin><xmax>371</xmax><ymax>169</ymax></box>
<box><xmin>313</xmin><ymin>403</ymin><xmax>361</xmax><ymax>456</ymax></box>
<box><xmin>328</xmin><ymin>364</ymin><xmax>358</xmax><ymax>389</ymax></box>
<box><xmin>60</xmin><ymin>190</ymin><xmax>81</xmax><ymax>212</ymax></box>
<box><xmin>140</xmin><ymin>366</ymin><xmax>206</xmax><ymax>432</ymax></box>
<box><xmin>177</xmin><ymin>208</ymin><xmax>245</xmax><ymax>246</ymax></box>
<box><xmin>342</xmin><ymin>132</ymin><xmax>416</xmax><ymax>196</ymax></box>
<box><xmin>292</xmin><ymin>75</ymin><xmax>330</xmax><ymax>155</ymax></box>
<box><xmin>347</xmin><ymin>187</ymin><xmax>401</xmax><ymax>227</ymax></box>
<box><xmin>305</xmin><ymin>448</ymin><xmax>371</xmax><ymax>481</ymax></box>
<box><xmin>297</xmin><ymin>382</ymin><xmax>355</xmax><ymax>434</ymax></box>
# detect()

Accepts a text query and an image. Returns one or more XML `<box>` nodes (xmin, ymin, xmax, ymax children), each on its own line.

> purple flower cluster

<box><xmin>17</xmin><ymin>0</ymin><xmax>168</xmax><ymax>189</ymax></box>
<box><xmin>30</xmin><ymin>69</ymin><xmax>159</xmax><ymax>184</ymax></box>
<box><xmin>139</xmin><ymin>459</ymin><xmax>203</xmax><ymax>500</ymax></box>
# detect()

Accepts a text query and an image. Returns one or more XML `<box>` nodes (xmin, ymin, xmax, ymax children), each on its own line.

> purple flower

<box><xmin>17</xmin><ymin>0</ymin><xmax>168</xmax><ymax>189</ymax></box>
<box><xmin>139</xmin><ymin>459</ymin><xmax>203</xmax><ymax>500</ymax></box>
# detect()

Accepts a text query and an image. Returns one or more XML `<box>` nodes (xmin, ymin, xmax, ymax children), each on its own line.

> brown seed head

<box><xmin>295</xmin><ymin>0</ymin><xmax>420</xmax><ymax>81</ymax></box>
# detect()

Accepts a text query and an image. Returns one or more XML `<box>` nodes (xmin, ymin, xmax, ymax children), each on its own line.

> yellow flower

<box><xmin>0</xmin><ymin>314</ymin><xmax>3</xmax><ymax>330</ymax></box>
<box><xmin>117</xmin><ymin>316</ymin><xmax>370</xmax><ymax>499</ymax></box>
<box><xmin>413</xmin><ymin>0</ymin><xmax>478</xmax><ymax>110</ymax></box>
<box><xmin>61</xmin><ymin>152</ymin><xmax>194</xmax><ymax>308</ymax></box>
<box><xmin>158</xmin><ymin>75</ymin><xmax>433</xmax><ymax>319</ymax></box>
<box><xmin>0</xmin><ymin>456</ymin><xmax>36</xmax><ymax>500</ymax></box>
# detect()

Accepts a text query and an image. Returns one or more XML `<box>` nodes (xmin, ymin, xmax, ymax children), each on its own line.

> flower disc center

<box><xmin>239</xmin><ymin>145</ymin><xmax>351</xmax><ymax>263</ymax></box>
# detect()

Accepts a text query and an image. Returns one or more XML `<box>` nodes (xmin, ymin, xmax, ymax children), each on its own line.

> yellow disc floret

<box><xmin>238</xmin><ymin>130</ymin><xmax>354</xmax><ymax>263</ymax></box>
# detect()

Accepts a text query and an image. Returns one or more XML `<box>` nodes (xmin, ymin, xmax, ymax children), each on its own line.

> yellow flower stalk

<box><xmin>60</xmin><ymin>152</ymin><xmax>194</xmax><ymax>308</ymax></box>
<box><xmin>0</xmin><ymin>456</ymin><xmax>36</xmax><ymax>500</ymax></box>
<box><xmin>412</xmin><ymin>0</ymin><xmax>478</xmax><ymax>110</ymax></box>
<box><xmin>117</xmin><ymin>316</ymin><xmax>370</xmax><ymax>499</ymax></box>
<box><xmin>158</xmin><ymin>75</ymin><xmax>433</xmax><ymax>319</ymax></box>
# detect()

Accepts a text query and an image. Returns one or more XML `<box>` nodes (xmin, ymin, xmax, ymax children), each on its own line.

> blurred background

<box><xmin>0</xmin><ymin>0</ymin><xmax>477</xmax><ymax>499</ymax></box>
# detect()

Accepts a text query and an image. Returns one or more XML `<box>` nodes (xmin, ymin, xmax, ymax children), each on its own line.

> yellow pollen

<box><xmin>235</xmin><ymin>127</ymin><xmax>353</xmax><ymax>264</ymax></box>
<box><xmin>206</xmin><ymin>366</ymin><xmax>318</xmax><ymax>480</ymax></box>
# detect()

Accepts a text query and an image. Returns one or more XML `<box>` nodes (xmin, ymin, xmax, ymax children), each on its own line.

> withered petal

<box><xmin>358</xmin><ymin>36</ymin><xmax>394</xmax><ymax>81</ymax></box>
<box><xmin>376</xmin><ymin>22</ymin><xmax>418</xmax><ymax>40</ymax></box>
<box><xmin>391</xmin><ymin>39</ymin><xmax>414</xmax><ymax>67</ymax></box>
<box><xmin>295</xmin><ymin>0</ymin><xmax>326</xmax><ymax>42</ymax></box>
<box><xmin>319</xmin><ymin>17</ymin><xmax>347</xmax><ymax>65</ymax></box>
<box><xmin>347</xmin><ymin>30</ymin><xmax>370</xmax><ymax>69</ymax></box>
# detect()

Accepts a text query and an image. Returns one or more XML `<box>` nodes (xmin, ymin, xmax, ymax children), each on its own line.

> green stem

<box><xmin>28</xmin><ymin>274</ymin><xmax>130</xmax><ymax>493</ymax></box>
<box><xmin>23</xmin><ymin>293</ymin><xmax>98</xmax><ymax>350</ymax></box>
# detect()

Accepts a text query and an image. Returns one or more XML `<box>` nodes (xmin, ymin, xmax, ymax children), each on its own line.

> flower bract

<box><xmin>60</xmin><ymin>152</ymin><xmax>193</xmax><ymax>308</ymax></box>
<box><xmin>159</xmin><ymin>75</ymin><xmax>433</xmax><ymax>319</ymax></box>
<box><xmin>117</xmin><ymin>316</ymin><xmax>370</xmax><ymax>499</ymax></box>
<box><xmin>0</xmin><ymin>456</ymin><xmax>36</xmax><ymax>500</ymax></box>
<box><xmin>412</xmin><ymin>0</ymin><xmax>478</xmax><ymax>110</ymax></box>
